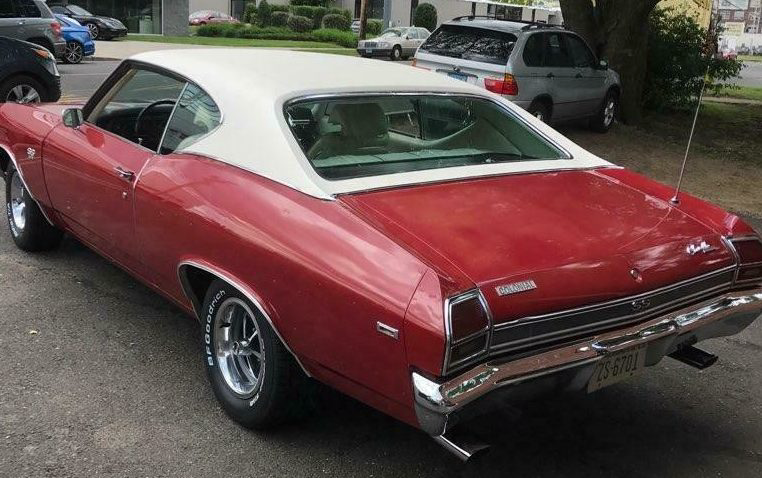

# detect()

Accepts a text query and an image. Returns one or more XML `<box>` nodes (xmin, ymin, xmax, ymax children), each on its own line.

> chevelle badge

<box><xmin>495</xmin><ymin>280</ymin><xmax>537</xmax><ymax>296</ymax></box>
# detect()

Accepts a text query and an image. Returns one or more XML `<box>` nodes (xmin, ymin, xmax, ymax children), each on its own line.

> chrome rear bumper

<box><xmin>412</xmin><ymin>287</ymin><xmax>762</xmax><ymax>436</ymax></box>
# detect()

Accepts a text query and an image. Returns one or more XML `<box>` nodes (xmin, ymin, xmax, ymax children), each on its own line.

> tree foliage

<box><xmin>257</xmin><ymin>0</ymin><xmax>272</xmax><ymax>27</ymax></box>
<box><xmin>413</xmin><ymin>3</ymin><xmax>437</xmax><ymax>32</ymax></box>
<box><xmin>644</xmin><ymin>9</ymin><xmax>743</xmax><ymax>110</ymax></box>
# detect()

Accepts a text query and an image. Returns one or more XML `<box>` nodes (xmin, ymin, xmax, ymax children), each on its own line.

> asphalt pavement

<box><xmin>737</xmin><ymin>61</ymin><xmax>762</xmax><ymax>88</ymax></box>
<box><xmin>1</xmin><ymin>60</ymin><xmax>761</xmax><ymax>478</ymax></box>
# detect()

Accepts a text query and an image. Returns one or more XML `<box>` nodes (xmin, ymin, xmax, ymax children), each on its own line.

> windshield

<box><xmin>68</xmin><ymin>5</ymin><xmax>92</xmax><ymax>16</ymax></box>
<box><xmin>380</xmin><ymin>29</ymin><xmax>402</xmax><ymax>38</ymax></box>
<box><xmin>285</xmin><ymin>95</ymin><xmax>566</xmax><ymax>180</ymax></box>
<box><xmin>419</xmin><ymin>25</ymin><xmax>517</xmax><ymax>65</ymax></box>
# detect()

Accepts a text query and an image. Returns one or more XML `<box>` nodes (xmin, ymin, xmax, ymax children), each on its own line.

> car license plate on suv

<box><xmin>448</xmin><ymin>72</ymin><xmax>468</xmax><ymax>82</ymax></box>
<box><xmin>587</xmin><ymin>344</ymin><xmax>647</xmax><ymax>393</ymax></box>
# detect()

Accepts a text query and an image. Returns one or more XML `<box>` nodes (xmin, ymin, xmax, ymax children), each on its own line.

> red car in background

<box><xmin>189</xmin><ymin>10</ymin><xmax>240</xmax><ymax>26</ymax></box>
<box><xmin>1</xmin><ymin>50</ymin><xmax>761</xmax><ymax>461</ymax></box>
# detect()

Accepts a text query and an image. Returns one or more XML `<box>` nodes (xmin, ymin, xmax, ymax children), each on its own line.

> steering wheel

<box><xmin>134</xmin><ymin>99</ymin><xmax>177</xmax><ymax>145</ymax></box>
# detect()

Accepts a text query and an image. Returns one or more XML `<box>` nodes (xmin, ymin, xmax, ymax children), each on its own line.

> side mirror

<box><xmin>62</xmin><ymin>108</ymin><xmax>84</xmax><ymax>128</ymax></box>
<box><xmin>598</xmin><ymin>59</ymin><xmax>609</xmax><ymax>70</ymax></box>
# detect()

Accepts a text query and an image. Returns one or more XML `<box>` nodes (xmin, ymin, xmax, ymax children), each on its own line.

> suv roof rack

<box><xmin>450</xmin><ymin>15</ymin><xmax>564</xmax><ymax>30</ymax></box>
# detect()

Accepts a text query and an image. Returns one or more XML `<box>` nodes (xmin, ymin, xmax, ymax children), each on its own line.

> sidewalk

<box><xmin>703</xmin><ymin>96</ymin><xmax>762</xmax><ymax>106</ymax></box>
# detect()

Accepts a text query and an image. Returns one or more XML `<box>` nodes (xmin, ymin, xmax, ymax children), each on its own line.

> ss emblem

<box><xmin>631</xmin><ymin>298</ymin><xmax>651</xmax><ymax>312</ymax></box>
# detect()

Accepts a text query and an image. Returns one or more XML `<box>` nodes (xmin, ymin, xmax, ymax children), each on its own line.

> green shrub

<box><xmin>288</xmin><ymin>14</ymin><xmax>313</xmax><ymax>33</ymax></box>
<box><xmin>312</xmin><ymin>28</ymin><xmax>358</xmax><ymax>48</ymax></box>
<box><xmin>289</xmin><ymin>5</ymin><xmax>326</xmax><ymax>30</ymax></box>
<box><xmin>235</xmin><ymin>26</ymin><xmax>299</xmax><ymax>40</ymax></box>
<box><xmin>271</xmin><ymin>4</ymin><xmax>290</xmax><ymax>13</ymax></box>
<box><xmin>311</xmin><ymin>6</ymin><xmax>327</xmax><ymax>29</ymax></box>
<box><xmin>271</xmin><ymin>11</ymin><xmax>290</xmax><ymax>27</ymax></box>
<box><xmin>413</xmin><ymin>3</ymin><xmax>437</xmax><ymax>32</ymax></box>
<box><xmin>258</xmin><ymin>0</ymin><xmax>272</xmax><ymax>26</ymax></box>
<box><xmin>327</xmin><ymin>7</ymin><xmax>351</xmax><ymax>21</ymax></box>
<box><xmin>322</xmin><ymin>13</ymin><xmax>350</xmax><ymax>31</ymax></box>
<box><xmin>197</xmin><ymin>23</ymin><xmax>232</xmax><ymax>37</ymax></box>
<box><xmin>366</xmin><ymin>18</ymin><xmax>383</xmax><ymax>36</ymax></box>
<box><xmin>244</xmin><ymin>2</ymin><xmax>257</xmax><ymax>23</ymax></box>
<box><xmin>292</xmin><ymin>5</ymin><xmax>315</xmax><ymax>17</ymax></box>
<box><xmin>290</xmin><ymin>0</ymin><xmax>332</xmax><ymax>6</ymax></box>
<box><xmin>644</xmin><ymin>8</ymin><xmax>743</xmax><ymax>110</ymax></box>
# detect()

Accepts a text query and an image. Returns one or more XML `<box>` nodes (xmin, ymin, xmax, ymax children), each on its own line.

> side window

<box><xmin>88</xmin><ymin>68</ymin><xmax>186</xmax><ymax>151</ymax></box>
<box><xmin>565</xmin><ymin>34</ymin><xmax>595</xmax><ymax>68</ymax></box>
<box><xmin>544</xmin><ymin>32</ymin><xmax>573</xmax><ymax>68</ymax></box>
<box><xmin>50</xmin><ymin>6</ymin><xmax>66</xmax><ymax>14</ymax></box>
<box><xmin>523</xmin><ymin>33</ymin><xmax>544</xmax><ymax>67</ymax></box>
<box><xmin>0</xmin><ymin>0</ymin><xmax>16</xmax><ymax>18</ymax></box>
<box><xmin>160</xmin><ymin>83</ymin><xmax>221</xmax><ymax>154</ymax></box>
<box><xmin>16</xmin><ymin>0</ymin><xmax>41</xmax><ymax>17</ymax></box>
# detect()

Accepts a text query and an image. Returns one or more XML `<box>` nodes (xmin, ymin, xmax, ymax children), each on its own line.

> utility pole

<box><xmin>359</xmin><ymin>0</ymin><xmax>368</xmax><ymax>40</ymax></box>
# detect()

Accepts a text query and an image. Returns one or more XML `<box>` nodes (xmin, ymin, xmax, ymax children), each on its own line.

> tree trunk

<box><xmin>359</xmin><ymin>0</ymin><xmax>368</xmax><ymax>40</ymax></box>
<box><xmin>560</xmin><ymin>0</ymin><xmax>660</xmax><ymax>123</ymax></box>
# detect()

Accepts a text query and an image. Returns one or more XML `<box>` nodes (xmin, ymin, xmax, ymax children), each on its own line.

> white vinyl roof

<box><xmin>130</xmin><ymin>49</ymin><xmax>611</xmax><ymax>199</ymax></box>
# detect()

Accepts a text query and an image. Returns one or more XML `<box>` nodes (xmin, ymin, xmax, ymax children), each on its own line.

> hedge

<box><xmin>366</xmin><ymin>18</ymin><xmax>383</xmax><ymax>36</ymax></box>
<box><xmin>322</xmin><ymin>13</ymin><xmax>350</xmax><ymax>31</ymax></box>
<box><xmin>291</xmin><ymin>5</ymin><xmax>327</xmax><ymax>29</ymax></box>
<box><xmin>413</xmin><ymin>3</ymin><xmax>437</xmax><ymax>32</ymax></box>
<box><xmin>197</xmin><ymin>23</ymin><xmax>358</xmax><ymax>48</ymax></box>
<box><xmin>244</xmin><ymin>2</ymin><xmax>257</xmax><ymax>23</ymax></box>
<box><xmin>271</xmin><ymin>4</ymin><xmax>289</xmax><ymax>13</ymax></box>
<box><xmin>311</xmin><ymin>28</ymin><xmax>357</xmax><ymax>48</ymax></box>
<box><xmin>258</xmin><ymin>0</ymin><xmax>272</xmax><ymax>26</ymax></box>
<box><xmin>288</xmin><ymin>15</ymin><xmax>313</xmax><ymax>33</ymax></box>
<box><xmin>327</xmin><ymin>7</ymin><xmax>352</xmax><ymax>21</ymax></box>
<box><xmin>290</xmin><ymin>0</ymin><xmax>332</xmax><ymax>6</ymax></box>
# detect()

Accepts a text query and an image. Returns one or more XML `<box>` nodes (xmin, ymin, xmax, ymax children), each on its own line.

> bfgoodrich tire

<box><xmin>4</xmin><ymin>164</ymin><xmax>63</xmax><ymax>251</ymax></box>
<box><xmin>202</xmin><ymin>279</ymin><xmax>311</xmax><ymax>428</ymax></box>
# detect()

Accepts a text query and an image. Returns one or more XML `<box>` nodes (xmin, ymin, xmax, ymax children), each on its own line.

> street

<box><xmin>0</xmin><ymin>60</ymin><xmax>761</xmax><ymax>477</ymax></box>
<box><xmin>738</xmin><ymin>61</ymin><xmax>762</xmax><ymax>88</ymax></box>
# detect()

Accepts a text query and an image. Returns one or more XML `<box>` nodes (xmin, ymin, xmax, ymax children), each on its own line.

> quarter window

<box><xmin>523</xmin><ymin>33</ymin><xmax>544</xmax><ymax>67</ymax></box>
<box><xmin>160</xmin><ymin>83</ymin><xmax>221</xmax><ymax>154</ymax></box>
<box><xmin>419</xmin><ymin>25</ymin><xmax>517</xmax><ymax>65</ymax></box>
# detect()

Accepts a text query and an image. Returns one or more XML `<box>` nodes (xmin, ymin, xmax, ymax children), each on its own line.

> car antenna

<box><xmin>671</xmin><ymin>13</ymin><xmax>716</xmax><ymax>206</ymax></box>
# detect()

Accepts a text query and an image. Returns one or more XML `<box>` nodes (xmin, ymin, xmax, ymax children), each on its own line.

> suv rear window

<box><xmin>419</xmin><ymin>25</ymin><xmax>517</xmax><ymax>65</ymax></box>
<box><xmin>285</xmin><ymin>95</ymin><xmax>566</xmax><ymax>180</ymax></box>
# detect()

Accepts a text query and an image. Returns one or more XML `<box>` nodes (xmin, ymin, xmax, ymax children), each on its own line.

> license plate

<box><xmin>448</xmin><ymin>72</ymin><xmax>468</xmax><ymax>82</ymax></box>
<box><xmin>366</xmin><ymin>49</ymin><xmax>373</xmax><ymax>54</ymax></box>
<box><xmin>587</xmin><ymin>344</ymin><xmax>647</xmax><ymax>393</ymax></box>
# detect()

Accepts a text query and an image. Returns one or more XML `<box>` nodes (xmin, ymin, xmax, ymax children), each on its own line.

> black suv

<box><xmin>49</xmin><ymin>3</ymin><xmax>127</xmax><ymax>40</ymax></box>
<box><xmin>0</xmin><ymin>37</ymin><xmax>61</xmax><ymax>103</ymax></box>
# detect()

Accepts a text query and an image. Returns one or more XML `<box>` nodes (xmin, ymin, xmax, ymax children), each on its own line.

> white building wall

<box><xmin>190</xmin><ymin>0</ymin><xmax>229</xmax><ymax>14</ymax></box>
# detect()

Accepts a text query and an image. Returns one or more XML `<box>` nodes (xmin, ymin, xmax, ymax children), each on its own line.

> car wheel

<box><xmin>202</xmin><ymin>279</ymin><xmax>312</xmax><ymax>429</ymax></box>
<box><xmin>590</xmin><ymin>89</ymin><xmax>619</xmax><ymax>133</ymax></box>
<box><xmin>390</xmin><ymin>45</ymin><xmax>402</xmax><ymax>61</ymax></box>
<box><xmin>4</xmin><ymin>164</ymin><xmax>63</xmax><ymax>251</ymax></box>
<box><xmin>0</xmin><ymin>75</ymin><xmax>47</xmax><ymax>104</ymax></box>
<box><xmin>528</xmin><ymin>100</ymin><xmax>552</xmax><ymax>124</ymax></box>
<box><xmin>63</xmin><ymin>41</ymin><xmax>84</xmax><ymax>64</ymax></box>
<box><xmin>87</xmin><ymin>23</ymin><xmax>100</xmax><ymax>40</ymax></box>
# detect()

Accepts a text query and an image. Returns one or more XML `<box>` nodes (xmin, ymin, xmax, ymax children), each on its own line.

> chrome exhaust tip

<box><xmin>433</xmin><ymin>434</ymin><xmax>489</xmax><ymax>461</ymax></box>
<box><xmin>668</xmin><ymin>344</ymin><xmax>718</xmax><ymax>370</ymax></box>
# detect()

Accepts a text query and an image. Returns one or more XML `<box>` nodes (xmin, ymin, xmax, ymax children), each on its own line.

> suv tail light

<box><xmin>51</xmin><ymin>21</ymin><xmax>61</xmax><ymax>38</ymax></box>
<box><xmin>444</xmin><ymin>290</ymin><xmax>491</xmax><ymax>373</ymax></box>
<box><xmin>730</xmin><ymin>236</ymin><xmax>762</xmax><ymax>284</ymax></box>
<box><xmin>484</xmin><ymin>74</ymin><xmax>518</xmax><ymax>96</ymax></box>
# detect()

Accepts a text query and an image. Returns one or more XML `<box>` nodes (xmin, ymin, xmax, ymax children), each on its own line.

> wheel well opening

<box><xmin>533</xmin><ymin>95</ymin><xmax>553</xmax><ymax>113</ymax></box>
<box><xmin>180</xmin><ymin>265</ymin><xmax>217</xmax><ymax>318</ymax></box>
<box><xmin>0</xmin><ymin>147</ymin><xmax>10</xmax><ymax>174</ymax></box>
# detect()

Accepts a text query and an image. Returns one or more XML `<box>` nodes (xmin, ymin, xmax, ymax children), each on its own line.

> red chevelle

<box><xmin>1</xmin><ymin>50</ymin><xmax>761</xmax><ymax>459</ymax></box>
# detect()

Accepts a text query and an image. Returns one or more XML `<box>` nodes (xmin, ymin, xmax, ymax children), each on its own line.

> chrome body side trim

<box><xmin>0</xmin><ymin>142</ymin><xmax>55</xmax><ymax>226</ymax></box>
<box><xmin>413</xmin><ymin>287</ymin><xmax>762</xmax><ymax>436</ymax></box>
<box><xmin>176</xmin><ymin>260</ymin><xmax>310</xmax><ymax>377</ymax></box>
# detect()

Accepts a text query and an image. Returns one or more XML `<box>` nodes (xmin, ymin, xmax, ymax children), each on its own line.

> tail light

<box><xmin>443</xmin><ymin>290</ymin><xmax>491</xmax><ymax>373</ymax></box>
<box><xmin>51</xmin><ymin>21</ymin><xmax>61</xmax><ymax>38</ymax></box>
<box><xmin>729</xmin><ymin>236</ymin><xmax>762</xmax><ymax>284</ymax></box>
<box><xmin>484</xmin><ymin>74</ymin><xmax>518</xmax><ymax>96</ymax></box>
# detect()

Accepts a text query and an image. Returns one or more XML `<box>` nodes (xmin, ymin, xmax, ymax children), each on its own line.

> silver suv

<box><xmin>414</xmin><ymin>17</ymin><xmax>621</xmax><ymax>132</ymax></box>
<box><xmin>0</xmin><ymin>0</ymin><xmax>65</xmax><ymax>59</ymax></box>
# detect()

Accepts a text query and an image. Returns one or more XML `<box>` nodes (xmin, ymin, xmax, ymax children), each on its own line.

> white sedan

<box><xmin>357</xmin><ymin>27</ymin><xmax>431</xmax><ymax>60</ymax></box>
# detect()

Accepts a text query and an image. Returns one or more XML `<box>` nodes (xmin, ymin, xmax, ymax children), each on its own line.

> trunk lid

<box><xmin>341</xmin><ymin>170</ymin><xmax>735</xmax><ymax>324</ymax></box>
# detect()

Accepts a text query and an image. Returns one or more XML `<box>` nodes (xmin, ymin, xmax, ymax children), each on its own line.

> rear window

<box><xmin>419</xmin><ymin>24</ymin><xmax>517</xmax><ymax>65</ymax></box>
<box><xmin>285</xmin><ymin>95</ymin><xmax>566</xmax><ymax>180</ymax></box>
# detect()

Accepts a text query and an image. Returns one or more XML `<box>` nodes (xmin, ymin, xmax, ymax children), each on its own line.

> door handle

<box><xmin>115</xmin><ymin>166</ymin><xmax>135</xmax><ymax>182</ymax></box>
<box><xmin>17</xmin><ymin>20</ymin><xmax>25</xmax><ymax>25</ymax></box>
<box><xmin>546</xmin><ymin>72</ymin><xmax>555</xmax><ymax>79</ymax></box>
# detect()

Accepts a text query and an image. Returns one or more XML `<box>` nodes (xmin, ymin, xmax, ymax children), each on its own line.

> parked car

<box><xmin>720</xmin><ymin>46</ymin><xmax>738</xmax><ymax>60</ymax></box>
<box><xmin>357</xmin><ymin>26</ymin><xmax>431</xmax><ymax>60</ymax></box>
<box><xmin>1</xmin><ymin>50</ymin><xmax>760</xmax><ymax>460</ymax></box>
<box><xmin>0</xmin><ymin>0</ymin><xmax>65</xmax><ymax>58</ymax></box>
<box><xmin>189</xmin><ymin>10</ymin><xmax>239</xmax><ymax>26</ymax></box>
<box><xmin>49</xmin><ymin>3</ymin><xmax>127</xmax><ymax>40</ymax></box>
<box><xmin>0</xmin><ymin>37</ymin><xmax>60</xmax><ymax>103</ymax></box>
<box><xmin>54</xmin><ymin>14</ymin><xmax>94</xmax><ymax>64</ymax></box>
<box><xmin>414</xmin><ymin>18</ymin><xmax>621</xmax><ymax>132</ymax></box>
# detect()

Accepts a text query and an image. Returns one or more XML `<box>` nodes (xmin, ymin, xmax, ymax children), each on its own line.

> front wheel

<box><xmin>63</xmin><ymin>41</ymin><xmax>84</xmax><ymax>64</ymax></box>
<box><xmin>590</xmin><ymin>89</ymin><xmax>619</xmax><ymax>133</ymax></box>
<box><xmin>390</xmin><ymin>45</ymin><xmax>402</xmax><ymax>61</ymax></box>
<box><xmin>87</xmin><ymin>23</ymin><xmax>100</xmax><ymax>40</ymax></box>
<box><xmin>202</xmin><ymin>280</ymin><xmax>312</xmax><ymax>429</ymax></box>
<box><xmin>4</xmin><ymin>165</ymin><xmax>63</xmax><ymax>251</ymax></box>
<box><xmin>0</xmin><ymin>75</ymin><xmax>47</xmax><ymax>104</ymax></box>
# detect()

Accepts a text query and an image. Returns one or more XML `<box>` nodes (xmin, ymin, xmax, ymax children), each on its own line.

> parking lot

<box><xmin>1</xmin><ymin>62</ymin><xmax>762</xmax><ymax>477</ymax></box>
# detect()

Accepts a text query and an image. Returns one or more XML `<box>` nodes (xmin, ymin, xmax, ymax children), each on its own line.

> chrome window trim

<box><xmin>157</xmin><ymin>81</ymin><xmax>189</xmax><ymax>154</ymax></box>
<box><xmin>442</xmin><ymin>289</ymin><xmax>493</xmax><ymax>375</ymax></box>
<box><xmin>176</xmin><ymin>260</ymin><xmax>310</xmax><ymax>377</ymax></box>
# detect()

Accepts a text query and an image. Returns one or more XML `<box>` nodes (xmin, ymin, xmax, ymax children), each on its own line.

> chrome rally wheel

<box><xmin>8</xmin><ymin>170</ymin><xmax>27</xmax><ymax>234</ymax></box>
<box><xmin>214</xmin><ymin>297</ymin><xmax>265</xmax><ymax>398</ymax></box>
<box><xmin>4</xmin><ymin>165</ymin><xmax>63</xmax><ymax>251</ymax></box>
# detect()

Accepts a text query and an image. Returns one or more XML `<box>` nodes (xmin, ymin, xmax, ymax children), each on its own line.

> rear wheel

<box><xmin>590</xmin><ymin>89</ymin><xmax>619</xmax><ymax>133</ymax></box>
<box><xmin>202</xmin><ymin>280</ymin><xmax>312</xmax><ymax>428</ymax></box>
<box><xmin>0</xmin><ymin>75</ymin><xmax>47</xmax><ymax>104</ymax></box>
<box><xmin>390</xmin><ymin>45</ymin><xmax>402</xmax><ymax>61</ymax></box>
<box><xmin>528</xmin><ymin>99</ymin><xmax>552</xmax><ymax>124</ymax></box>
<box><xmin>4</xmin><ymin>164</ymin><xmax>63</xmax><ymax>251</ymax></box>
<box><xmin>63</xmin><ymin>41</ymin><xmax>84</xmax><ymax>64</ymax></box>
